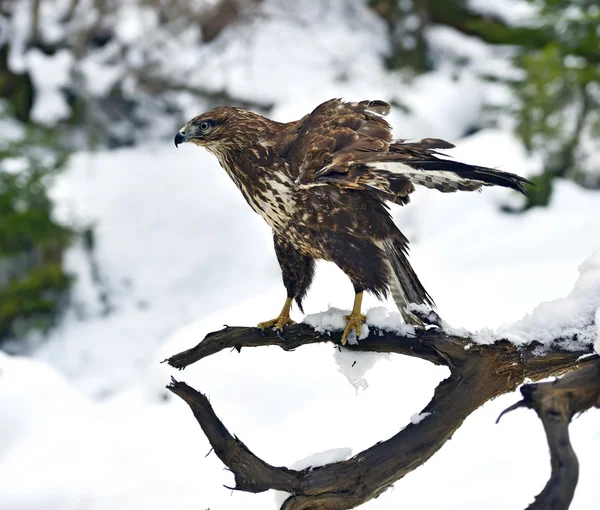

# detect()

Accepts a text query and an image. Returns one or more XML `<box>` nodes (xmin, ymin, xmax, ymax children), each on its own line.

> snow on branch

<box><xmin>165</xmin><ymin>251</ymin><xmax>599</xmax><ymax>509</ymax></box>
<box><xmin>166</xmin><ymin>318</ymin><xmax>597</xmax><ymax>509</ymax></box>
<box><xmin>482</xmin><ymin>249</ymin><xmax>600</xmax><ymax>352</ymax></box>
<box><xmin>166</xmin><ymin>250</ymin><xmax>600</xmax><ymax>371</ymax></box>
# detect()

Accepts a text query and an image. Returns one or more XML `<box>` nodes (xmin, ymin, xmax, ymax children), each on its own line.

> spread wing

<box><xmin>283</xmin><ymin>98</ymin><xmax>530</xmax><ymax>203</ymax></box>
<box><xmin>284</xmin><ymin>98</ymin><xmax>392</xmax><ymax>181</ymax></box>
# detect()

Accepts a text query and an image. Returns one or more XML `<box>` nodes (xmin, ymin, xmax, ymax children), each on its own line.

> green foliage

<box><xmin>368</xmin><ymin>0</ymin><xmax>430</xmax><ymax>72</ymax></box>
<box><xmin>0</xmin><ymin>44</ymin><xmax>33</xmax><ymax>123</ymax></box>
<box><xmin>0</xmin><ymin>105</ymin><xmax>74</xmax><ymax>344</ymax></box>
<box><xmin>511</xmin><ymin>1</ymin><xmax>600</xmax><ymax>208</ymax></box>
<box><xmin>369</xmin><ymin>0</ymin><xmax>600</xmax><ymax>210</ymax></box>
<box><xmin>0</xmin><ymin>124</ymin><xmax>72</xmax><ymax>254</ymax></box>
<box><xmin>0</xmin><ymin>263</ymin><xmax>72</xmax><ymax>338</ymax></box>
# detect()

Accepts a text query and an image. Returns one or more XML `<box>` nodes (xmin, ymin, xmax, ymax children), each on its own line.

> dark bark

<box><xmin>165</xmin><ymin>320</ymin><xmax>598</xmax><ymax>510</ymax></box>
<box><xmin>499</xmin><ymin>359</ymin><xmax>600</xmax><ymax>510</ymax></box>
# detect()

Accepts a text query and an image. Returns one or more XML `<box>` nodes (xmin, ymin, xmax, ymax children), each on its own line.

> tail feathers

<box><xmin>383</xmin><ymin>237</ymin><xmax>434</xmax><ymax>312</ymax></box>
<box><xmin>362</xmin><ymin>159</ymin><xmax>531</xmax><ymax>196</ymax></box>
<box><xmin>415</xmin><ymin>160</ymin><xmax>531</xmax><ymax>195</ymax></box>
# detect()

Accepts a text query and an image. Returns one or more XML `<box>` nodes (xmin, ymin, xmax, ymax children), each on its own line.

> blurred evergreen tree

<box><xmin>0</xmin><ymin>0</ymin><xmax>269</xmax><ymax>347</ymax></box>
<box><xmin>0</xmin><ymin>105</ymin><xmax>73</xmax><ymax>347</ymax></box>
<box><xmin>0</xmin><ymin>0</ymin><xmax>269</xmax><ymax>150</ymax></box>
<box><xmin>368</xmin><ymin>0</ymin><xmax>430</xmax><ymax>72</ymax></box>
<box><xmin>510</xmin><ymin>1</ymin><xmax>600</xmax><ymax>209</ymax></box>
<box><xmin>368</xmin><ymin>0</ymin><xmax>600</xmax><ymax>210</ymax></box>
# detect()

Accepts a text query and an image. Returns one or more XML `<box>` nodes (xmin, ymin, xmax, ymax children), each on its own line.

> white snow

<box><xmin>194</xmin><ymin>0</ymin><xmax>390</xmax><ymax>107</ymax></box>
<box><xmin>334</xmin><ymin>349</ymin><xmax>390</xmax><ymax>392</ymax></box>
<box><xmin>366</xmin><ymin>307</ymin><xmax>415</xmax><ymax>336</ymax></box>
<box><xmin>303</xmin><ymin>306</ymin><xmax>415</xmax><ymax>345</ymax></box>
<box><xmin>303</xmin><ymin>308</ymin><xmax>348</xmax><ymax>333</ymax></box>
<box><xmin>0</xmin><ymin>352</ymin><xmax>92</xmax><ymax>458</ymax></box>
<box><xmin>32</xmin><ymin>144</ymin><xmax>276</xmax><ymax>396</ymax></box>
<box><xmin>0</xmin><ymin>145</ymin><xmax>596</xmax><ymax>510</ymax></box>
<box><xmin>306</xmin><ymin>247</ymin><xmax>599</xmax><ymax>354</ymax></box>
<box><xmin>114</xmin><ymin>5</ymin><xmax>159</xmax><ymax>45</ymax></box>
<box><xmin>303</xmin><ymin>308</ymin><xmax>369</xmax><ymax>343</ymax></box>
<box><xmin>410</xmin><ymin>412</ymin><xmax>431</xmax><ymax>425</ymax></box>
<box><xmin>80</xmin><ymin>58</ymin><xmax>123</xmax><ymax>98</ymax></box>
<box><xmin>26</xmin><ymin>49</ymin><xmax>73</xmax><ymax>125</ymax></box>
<box><xmin>476</xmin><ymin>249</ymin><xmax>600</xmax><ymax>351</ymax></box>
<box><xmin>288</xmin><ymin>447</ymin><xmax>353</xmax><ymax>470</ymax></box>
<box><xmin>467</xmin><ymin>0</ymin><xmax>539</xmax><ymax>26</ymax></box>
<box><xmin>1</xmin><ymin>1</ymin><xmax>599</xmax><ymax>509</ymax></box>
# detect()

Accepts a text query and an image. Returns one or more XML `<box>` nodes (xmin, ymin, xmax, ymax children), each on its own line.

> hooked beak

<box><xmin>174</xmin><ymin>131</ymin><xmax>187</xmax><ymax>148</ymax></box>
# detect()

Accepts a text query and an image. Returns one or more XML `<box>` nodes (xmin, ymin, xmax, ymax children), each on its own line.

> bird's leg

<box><xmin>342</xmin><ymin>291</ymin><xmax>367</xmax><ymax>345</ymax></box>
<box><xmin>257</xmin><ymin>297</ymin><xmax>295</xmax><ymax>331</ymax></box>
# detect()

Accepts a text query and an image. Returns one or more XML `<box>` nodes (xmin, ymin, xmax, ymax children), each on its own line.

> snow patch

<box><xmin>291</xmin><ymin>447</ymin><xmax>352</xmax><ymax>470</ymax></box>
<box><xmin>334</xmin><ymin>349</ymin><xmax>390</xmax><ymax>392</ymax></box>
<box><xmin>80</xmin><ymin>59</ymin><xmax>123</xmax><ymax>97</ymax></box>
<box><xmin>114</xmin><ymin>5</ymin><xmax>159</xmax><ymax>44</ymax></box>
<box><xmin>467</xmin><ymin>0</ymin><xmax>539</xmax><ymax>26</ymax></box>
<box><xmin>478</xmin><ymin>250</ymin><xmax>600</xmax><ymax>351</ymax></box>
<box><xmin>366</xmin><ymin>307</ymin><xmax>416</xmax><ymax>337</ymax></box>
<box><xmin>303</xmin><ymin>308</ymin><xmax>347</xmax><ymax>332</ymax></box>
<box><xmin>26</xmin><ymin>49</ymin><xmax>73</xmax><ymax>125</ymax></box>
<box><xmin>303</xmin><ymin>306</ymin><xmax>416</xmax><ymax>344</ymax></box>
<box><xmin>410</xmin><ymin>412</ymin><xmax>431</xmax><ymax>425</ymax></box>
<box><xmin>303</xmin><ymin>308</ymin><xmax>369</xmax><ymax>343</ymax></box>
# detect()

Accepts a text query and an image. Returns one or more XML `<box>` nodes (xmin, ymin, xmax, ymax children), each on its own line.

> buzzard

<box><xmin>175</xmin><ymin>99</ymin><xmax>529</xmax><ymax>344</ymax></box>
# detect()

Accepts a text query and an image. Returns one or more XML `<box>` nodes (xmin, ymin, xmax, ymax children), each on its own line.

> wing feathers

<box><xmin>285</xmin><ymin>99</ymin><xmax>531</xmax><ymax>199</ymax></box>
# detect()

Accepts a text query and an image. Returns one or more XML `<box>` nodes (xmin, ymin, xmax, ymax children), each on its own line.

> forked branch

<box><xmin>165</xmin><ymin>322</ymin><xmax>598</xmax><ymax>510</ymax></box>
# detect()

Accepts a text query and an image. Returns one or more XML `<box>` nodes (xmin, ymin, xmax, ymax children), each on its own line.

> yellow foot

<box><xmin>258</xmin><ymin>297</ymin><xmax>295</xmax><ymax>332</ymax></box>
<box><xmin>257</xmin><ymin>316</ymin><xmax>295</xmax><ymax>331</ymax></box>
<box><xmin>341</xmin><ymin>313</ymin><xmax>367</xmax><ymax>345</ymax></box>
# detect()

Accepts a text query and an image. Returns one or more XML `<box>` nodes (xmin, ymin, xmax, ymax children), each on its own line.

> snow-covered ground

<box><xmin>1</xmin><ymin>1</ymin><xmax>599</xmax><ymax>509</ymax></box>
<box><xmin>1</xmin><ymin>130</ymin><xmax>597</xmax><ymax>510</ymax></box>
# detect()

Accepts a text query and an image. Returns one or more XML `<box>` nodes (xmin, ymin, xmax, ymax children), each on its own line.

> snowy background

<box><xmin>1</xmin><ymin>1</ymin><xmax>599</xmax><ymax>509</ymax></box>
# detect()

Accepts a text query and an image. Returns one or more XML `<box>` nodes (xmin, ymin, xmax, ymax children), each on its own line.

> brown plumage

<box><xmin>175</xmin><ymin>98</ymin><xmax>531</xmax><ymax>343</ymax></box>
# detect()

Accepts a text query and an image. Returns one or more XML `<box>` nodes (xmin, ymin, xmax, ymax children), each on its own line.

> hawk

<box><xmin>175</xmin><ymin>99</ymin><xmax>530</xmax><ymax>344</ymax></box>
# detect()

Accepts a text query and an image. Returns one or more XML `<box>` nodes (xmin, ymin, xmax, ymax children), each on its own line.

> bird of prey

<box><xmin>175</xmin><ymin>99</ymin><xmax>529</xmax><ymax>344</ymax></box>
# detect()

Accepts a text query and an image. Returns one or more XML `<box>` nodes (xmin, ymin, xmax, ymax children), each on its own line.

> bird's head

<box><xmin>174</xmin><ymin>107</ymin><xmax>237</xmax><ymax>151</ymax></box>
<box><xmin>175</xmin><ymin>106</ymin><xmax>278</xmax><ymax>156</ymax></box>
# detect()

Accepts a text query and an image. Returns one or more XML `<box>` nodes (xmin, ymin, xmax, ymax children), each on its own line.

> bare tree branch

<box><xmin>168</xmin><ymin>378</ymin><xmax>299</xmax><ymax>492</ymax></box>
<box><xmin>164</xmin><ymin>323</ymin><xmax>450</xmax><ymax>369</ymax></box>
<box><xmin>166</xmin><ymin>321</ymin><xmax>597</xmax><ymax>510</ymax></box>
<box><xmin>500</xmin><ymin>359</ymin><xmax>600</xmax><ymax>510</ymax></box>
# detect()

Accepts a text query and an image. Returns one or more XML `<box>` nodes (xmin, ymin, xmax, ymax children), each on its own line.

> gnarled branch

<box><xmin>499</xmin><ymin>359</ymin><xmax>600</xmax><ymax>510</ymax></box>
<box><xmin>165</xmin><ymin>322</ymin><xmax>597</xmax><ymax>510</ymax></box>
<box><xmin>164</xmin><ymin>323</ymin><xmax>449</xmax><ymax>369</ymax></box>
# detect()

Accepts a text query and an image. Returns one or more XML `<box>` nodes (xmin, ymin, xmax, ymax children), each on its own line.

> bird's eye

<box><xmin>199</xmin><ymin>121</ymin><xmax>212</xmax><ymax>133</ymax></box>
